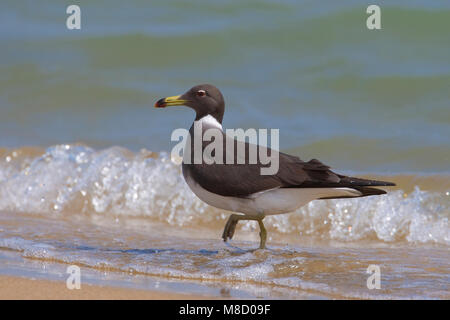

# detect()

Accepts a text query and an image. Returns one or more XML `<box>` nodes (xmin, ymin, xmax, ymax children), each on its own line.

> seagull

<box><xmin>155</xmin><ymin>84</ymin><xmax>395</xmax><ymax>249</ymax></box>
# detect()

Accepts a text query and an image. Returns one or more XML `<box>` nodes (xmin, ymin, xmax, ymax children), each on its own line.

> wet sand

<box><xmin>0</xmin><ymin>275</ymin><xmax>210</xmax><ymax>300</ymax></box>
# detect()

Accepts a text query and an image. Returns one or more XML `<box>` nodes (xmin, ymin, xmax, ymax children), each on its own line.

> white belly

<box><xmin>183</xmin><ymin>173</ymin><xmax>361</xmax><ymax>216</ymax></box>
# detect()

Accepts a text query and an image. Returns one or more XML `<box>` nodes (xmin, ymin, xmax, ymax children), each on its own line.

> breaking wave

<box><xmin>0</xmin><ymin>144</ymin><xmax>448</xmax><ymax>245</ymax></box>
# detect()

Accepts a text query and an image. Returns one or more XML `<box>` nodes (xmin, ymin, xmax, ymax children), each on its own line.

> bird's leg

<box><xmin>257</xmin><ymin>217</ymin><xmax>267</xmax><ymax>249</ymax></box>
<box><xmin>222</xmin><ymin>214</ymin><xmax>246</xmax><ymax>242</ymax></box>
<box><xmin>222</xmin><ymin>214</ymin><xmax>267</xmax><ymax>249</ymax></box>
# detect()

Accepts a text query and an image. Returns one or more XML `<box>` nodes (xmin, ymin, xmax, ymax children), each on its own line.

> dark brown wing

<box><xmin>182</xmin><ymin>130</ymin><xmax>395</xmax><ymax>198</ymax></box>
<box><xmin>277</xmin><ymin>154</ymin><xmax>395</xmax><ymax>188</ymax></box>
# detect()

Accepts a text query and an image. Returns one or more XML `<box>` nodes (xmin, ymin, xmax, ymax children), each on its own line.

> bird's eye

<box><xmin>196</xmin><ymin>90</ymin><xmax>206</xmax><ymax>97</ymax></box>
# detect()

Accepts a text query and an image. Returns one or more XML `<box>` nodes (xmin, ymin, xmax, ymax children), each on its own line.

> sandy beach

<box><xmin>0</xmin><ymin>275</ymin><xmax>209</xmax><ymax>300</ymax></box>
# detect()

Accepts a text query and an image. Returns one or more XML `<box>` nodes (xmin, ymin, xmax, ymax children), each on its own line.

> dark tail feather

<box><xmin>354</xmin><ymin>186</ymin><xmax>387</xmax><ymax>196</ymax></box>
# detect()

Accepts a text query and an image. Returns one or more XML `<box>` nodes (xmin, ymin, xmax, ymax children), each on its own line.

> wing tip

<box><xmin>344</xmin><ymin>176</ymin><xmax>397</xmax><ymax>187</ymax></box>
<box><xmin>371</xmin><ymin>180</ymin><xmax>396</xmax><ymax>187</ymax></box>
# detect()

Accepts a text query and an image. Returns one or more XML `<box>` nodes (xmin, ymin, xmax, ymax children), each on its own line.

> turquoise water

<box><xmin>1</xmin><ymin>0</ymin><xmax>449</xmax><ymax>173</ymax></box>
<box><xmin>0</xmin><ymin>2</ymin><xmax>450</xmax><ymax>299</ymax></box>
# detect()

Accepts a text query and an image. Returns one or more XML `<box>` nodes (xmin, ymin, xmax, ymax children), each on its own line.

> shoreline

<box><xmin>0</xmin><ymin>274</ymin><xmax>211</xmax><ymax>300</ymax></box>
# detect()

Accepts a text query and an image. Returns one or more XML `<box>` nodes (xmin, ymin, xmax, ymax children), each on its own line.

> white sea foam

<box><xmin>0</xmin><ymin>144</ymin><xmax>448</xmax><ymax>245</ymax></box>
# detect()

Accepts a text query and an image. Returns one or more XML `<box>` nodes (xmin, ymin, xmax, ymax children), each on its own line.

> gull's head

<box><xmin>154</xmin><ymin>84</ymin><xmax>225</xmax><ymax>123</ymax></box>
